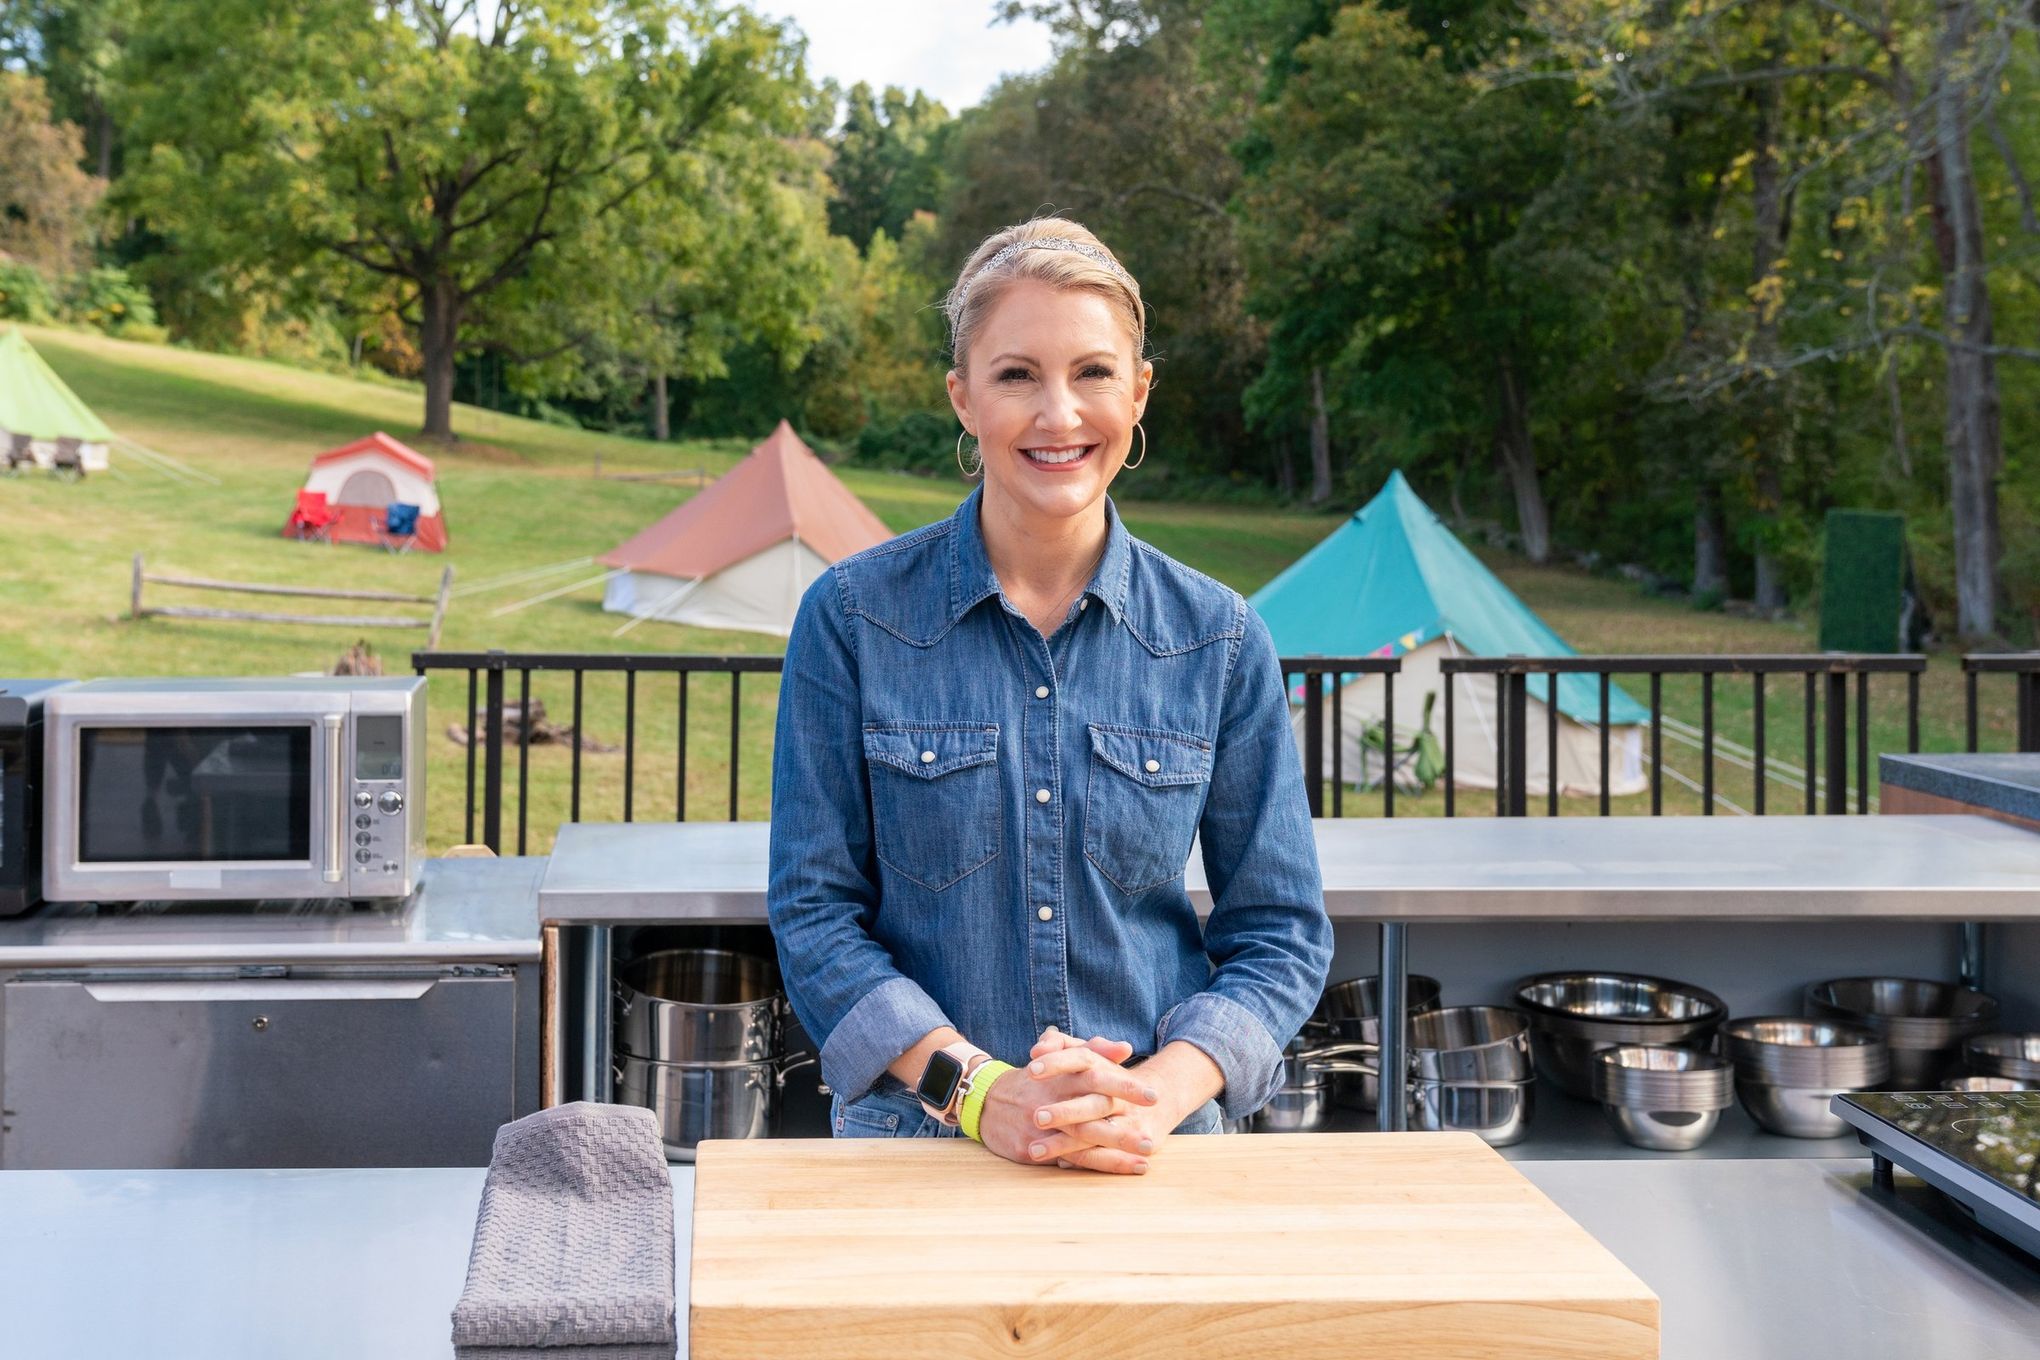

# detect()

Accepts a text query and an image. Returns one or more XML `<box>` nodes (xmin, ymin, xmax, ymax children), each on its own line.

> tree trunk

<box><xmin>93</xmin><ymin>100</ymin><xmax>112</xmax><ymax>181</ymax></box>
<box><xmin>420</xmin><ymin>283</ymin><xmax>461</xmax><ymax>441</ymax></box>
<box><xmin>650</xmin><ymin>373</ymin><xmax>671</xmax><ymax>442</ymax></box>
<box><xmin>1929</xmin><ymin>0</ymin><xmax>2003</xmax><ymax>639</ymax></box>
<box><xmin>1275</xmin><ymin>432</ymin><xmax>1296</xmax><ymax>499</ymax></box>
<box><xmin>1748</xmin><ymin>63</ymin><xmax>1790</xmax><ymax>612</ymax></box>
<box><xmin>1693</xmin><ymin>484</ymin><xmax>1728</xmax><ymax>599</ymax></box>
<box><xmin>1492</xmin><ymin>355</ymin><xmax>1550</xmax><ymax>563</ymax></box>
<box><xmin>1308</xmin><ymin>366</ymin><xmax>1332</xmax><ymax>505</ymax></box>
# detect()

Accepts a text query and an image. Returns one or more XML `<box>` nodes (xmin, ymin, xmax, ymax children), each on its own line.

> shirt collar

<box><xmin>948</xmin><ymin>482</ymin><xmax>1132</xmax><ymax>627</ymax></box>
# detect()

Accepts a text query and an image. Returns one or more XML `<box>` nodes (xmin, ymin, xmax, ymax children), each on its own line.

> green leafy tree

<box><xmin>115</xmin><ymin>0</ymin><xmax>811</xmax><ymax>440</ymax></box>
<box><xmin>826</xmin><ymin>82</ymin><xmax>952</xmax><ymax>253</ymax></box>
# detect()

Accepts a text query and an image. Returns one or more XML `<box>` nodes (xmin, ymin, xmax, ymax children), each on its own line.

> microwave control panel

<box><xmin>350</xmin><ymin>713</ymin><xmax>410</xmax><ymax>881</ymax></box>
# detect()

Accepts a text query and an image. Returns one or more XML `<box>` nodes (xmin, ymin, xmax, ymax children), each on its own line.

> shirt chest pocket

<box><xmin>861</xmin><ymin>723</ymin><xmax>1001</xmax><ymax>892</ymax></box>
<box><xmin>1083</xmin><ymin>724</ymin><xmax>1212</xmax><ymax>896</ymax></box>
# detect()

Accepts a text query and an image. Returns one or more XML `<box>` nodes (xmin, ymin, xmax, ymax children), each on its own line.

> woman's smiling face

<box><xmin>947</xmin><ymin>278</ymin><xmax>1151</xmax><ymax>526</ymax></box>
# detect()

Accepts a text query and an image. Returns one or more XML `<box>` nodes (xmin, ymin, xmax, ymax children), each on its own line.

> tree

<box><xmin>1516</xmin><ymin>0</ymin><xmax>2037</xmax><ymax>634</ymax></box>
<box><xmin>0</xmin><ymin>71</ymin><xmax>104</xmax><ymax>274</ymax></box>
<box><xmin>825</xmin><ymin>83</ymin><xmax>951</xmax><ymax>253</ymax></box>
<box><xmin>116</xmin><ymin>0</ymin><xmax>810</xmax><ymax>440</ymax></box>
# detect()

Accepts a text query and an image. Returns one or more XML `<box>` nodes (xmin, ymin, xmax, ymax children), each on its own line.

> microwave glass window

<box><xmin>355</xmin><ymin>715</ymin><xmax>403</xmax><ymax>782</ymax></box>
<box><xmin>78</xmin><ymin>726</ymin><xmax>313</xmax><ymax>862</ymax></box>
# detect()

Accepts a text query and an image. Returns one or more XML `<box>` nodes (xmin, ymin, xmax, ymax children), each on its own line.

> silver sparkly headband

<box><xmin>959</xmin><ymin>236</ymin><xmax>1132</xmax><ymax>299</ymax></box>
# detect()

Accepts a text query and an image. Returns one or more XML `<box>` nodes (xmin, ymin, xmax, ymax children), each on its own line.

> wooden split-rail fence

<box><xmin>130</xmin><ymin>555</ymin><xmax>454</xmax><ymax>648</ymax></box>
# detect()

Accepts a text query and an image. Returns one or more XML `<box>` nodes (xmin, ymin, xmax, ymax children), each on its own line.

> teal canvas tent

<box><xmin>1249</xmin><ymin>471</ymin><xmax>1649</xmax><ymax>797</ymax></box>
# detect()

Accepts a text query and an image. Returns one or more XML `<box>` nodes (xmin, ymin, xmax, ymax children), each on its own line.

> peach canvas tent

<box><xmin>599</xmin><ymin>421</ymin><xmax>894</xmax><ymax>637</ymax></box>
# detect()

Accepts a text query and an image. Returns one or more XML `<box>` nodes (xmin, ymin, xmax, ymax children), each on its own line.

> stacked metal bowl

<box><xmin>1805</xmin><ymin>977</ymin><xmax>1999</xmax><ymax>1088</ymax></box>
<box><xmin>1513</xmin><ymin>972</ymin><xmax>1727</xmax><ymax>1100</ymax></box>
<box><xmin>1724</xmin><ymin>1017</ymin><xmax>1888</xmax><ymax>1137</ymax></box>
<box><xmin>1591</xmin><ymin>1045</ymin><xmax>1736</xmax><ymax>1150</ymax></box>
<box><xmin>1964</xmin><ymin>1032</ymin><xmax>2040</xmax><ymax>1086</ymax></box>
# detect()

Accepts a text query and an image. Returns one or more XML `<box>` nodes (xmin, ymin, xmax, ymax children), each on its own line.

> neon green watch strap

<box><xmin>959</xmin><ymin>1060</ymin><xmax>1015</xmax><ymax>1143</ymax></box>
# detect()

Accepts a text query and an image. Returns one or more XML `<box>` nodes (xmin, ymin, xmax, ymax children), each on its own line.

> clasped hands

<box><xmin>974</xmin><ymin>1026</ymin><xmax>1207</xmax><ymax>1176</ymax></box>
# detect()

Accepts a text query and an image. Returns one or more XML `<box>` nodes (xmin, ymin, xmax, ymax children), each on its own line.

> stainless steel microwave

<box><xmin>42</xmin><ymin>677</ymin><xmax>426</xmax><ymax>902</ymax></box>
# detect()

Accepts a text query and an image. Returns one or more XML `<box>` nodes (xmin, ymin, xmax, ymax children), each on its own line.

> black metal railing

<box><xmin>418</xmin><ymin>647</ymin><xmax>2040</xmax><ymax>851</ymax></box>
<box><xmin>1962</xmin><ymin>653</ymin><xmax>2040</xmax><ymax>752</ymax></box>
<box><xmin>1285</xmin><ymin>657</ymin><xmax>1403</xmax><ymax>818</ymax></box>
<box><xmin>1440</xmin><ymin>655</ymin><xmax>1927</xmax><ymax>817</ymax></box>
<box><xmin>413</xmin><ymin>650</ymin><xmax>779</xmax><ymax>854</ymax></box>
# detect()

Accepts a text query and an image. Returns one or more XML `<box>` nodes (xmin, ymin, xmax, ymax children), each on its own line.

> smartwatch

<box><xmin>915</xmin><ymin>1042</ymin><xmax>992</xmax><ymax>1126</ymax></box>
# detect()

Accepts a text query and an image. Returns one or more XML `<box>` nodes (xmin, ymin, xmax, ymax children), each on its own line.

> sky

<box><xmin>761</xmin><ymin>1</ymin><xmax>1058</xmax><ymax>113</ymax></box>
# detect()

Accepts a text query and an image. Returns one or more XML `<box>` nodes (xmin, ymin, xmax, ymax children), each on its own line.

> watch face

<box><xmin>916</xmin><ymin>1050</ymin><xmax>965</xmax><ymax>1109</ymax></box>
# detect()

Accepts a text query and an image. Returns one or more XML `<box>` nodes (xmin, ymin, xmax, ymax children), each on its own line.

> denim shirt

<box><xmin>766</xmin><ymin>485</ymin><xmax>1330</xmax><ymax>1121</ymax></box>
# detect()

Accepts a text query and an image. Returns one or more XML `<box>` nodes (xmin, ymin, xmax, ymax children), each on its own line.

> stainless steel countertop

<box><xmin>0</xmin><ymin>857</ymin><xmax>547</xmax><ymax>968</ymax></box>
<box><xmin>2</xmin><ymin>1155</ymin><xmax>2034</xmax><ymax>1359</ymax></box>
<box><xmin>537</xmin><ymin>814</ymin><xmax>2040</xmax><ymax>924</ymax></box>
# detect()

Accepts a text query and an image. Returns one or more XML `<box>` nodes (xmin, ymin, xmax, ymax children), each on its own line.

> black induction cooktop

<box><xmin>1833</xmin><ymin>1090</ymin><xmax>2040</xmax><ymax>1261</ymax></box>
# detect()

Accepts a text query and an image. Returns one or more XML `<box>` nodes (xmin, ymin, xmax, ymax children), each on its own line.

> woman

<box><xmin>768</xmin><ymin>218</ymin><xmax>1329</xmax><ymax>1175</ymax></box>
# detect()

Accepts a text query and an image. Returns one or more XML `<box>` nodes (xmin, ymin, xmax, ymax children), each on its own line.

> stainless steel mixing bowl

<box><xmin>1514</xmin><ymin>973</ymin><xmax>1726</xmax><ymax>1099</ymax></box>
<box><xmin>1805</xmin><ymin>977</ymin><xmax>1999</xmax><ymax>1088</ymax></box>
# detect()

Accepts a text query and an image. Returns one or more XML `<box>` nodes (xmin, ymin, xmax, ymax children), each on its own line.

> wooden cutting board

<box><xmin>690</xmin><ymin>1131</ymin><xmax>1658</xmax><ymax>1359</ymax></box>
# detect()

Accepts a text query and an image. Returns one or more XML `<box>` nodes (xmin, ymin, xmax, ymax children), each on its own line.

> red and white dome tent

<box><xmin>283</xmin><ymin>432</ymin><xmax>448</xmax><ymax>551</ymax></box>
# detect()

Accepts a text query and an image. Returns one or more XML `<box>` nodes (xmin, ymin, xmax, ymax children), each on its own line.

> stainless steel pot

<box><xmin>1314</xmin><ymin>974</ymin><xmax>1443</xmax><ymax>1111</ymax></box>
<box><xmin>1805</xmin><ymin>977</ymin><xmax>1999</xmax><ymax>1088</ymax></box>
<box><xmin>1514</xmin><ymin>973</ymin><xmax>1726</xmax><ymax>1100</ymax></box>
<box><xmin>615</xmin><ymin>948</ymin><xmax>784</xmax><ymax>1065</ymax></box>
<box><xmin>1408</xmin><ymin>1077</ymin><xmax>1535</xmax><ymax>1146</ymax></box>
<box><xmin>1250</xmin><ymin>1041</ymin><xmax>1375</xmax><ymax>1132</ymax></box>
<box><xmin>614</xmin><ymin>1050</ymin><xmax>816</xmax><ymax>1161</ymax></box>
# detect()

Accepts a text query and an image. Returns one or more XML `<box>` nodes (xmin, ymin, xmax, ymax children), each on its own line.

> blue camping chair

<box><xmin>378</xmin><ymin>501</ymin><xmax>421</xmax><ymax>553</ymax></box>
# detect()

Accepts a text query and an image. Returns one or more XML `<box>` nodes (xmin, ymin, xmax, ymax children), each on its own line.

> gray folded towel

<box><xmin>451</xmin><ymin>1101</ymin><xmax>676</xmax><ymax>1356</ymax></box>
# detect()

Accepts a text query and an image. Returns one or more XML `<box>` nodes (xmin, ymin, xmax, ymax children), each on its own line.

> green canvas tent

<box><xmin>1249</xmin><ymin>470</ymin><xmax>1648</xmax><ymax>797</ymax></box>
<box><xmin>0</xmin><ymin>326</ymin><xmax>114</xmax><ymax>473</ymax></box>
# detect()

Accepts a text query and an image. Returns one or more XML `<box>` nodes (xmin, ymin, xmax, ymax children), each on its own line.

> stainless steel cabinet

<box><xmin>1</xmin><ymin>965</ymin><xmax>524</xmax><ymax>1168</ymax></box>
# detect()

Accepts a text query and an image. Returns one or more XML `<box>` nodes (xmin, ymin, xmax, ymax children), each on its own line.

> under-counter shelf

<box><xmin>1292</xmin><ymin>1078</ymin><xmax>1864</xmax><ymax>1162</ymax></box>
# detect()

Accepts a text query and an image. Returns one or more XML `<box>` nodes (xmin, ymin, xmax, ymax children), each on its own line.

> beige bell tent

<box><xmin>599</xmin><ymin>421</ymin><xmax>894</xmax><ymax>637</ymax></box>
<box><xmin>1249</xmin><ymin>472</ymin><xmax>1648</xmax><ymax>798</ymax></box>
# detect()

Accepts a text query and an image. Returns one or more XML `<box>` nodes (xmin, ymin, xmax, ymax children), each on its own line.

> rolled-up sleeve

<box><xmin>1161</xmin><ymin>604</ymin><xmax>1331</xmax><ymax>1119</ymax></box>
<box><xmin>768</xmin><ymin>569</ymin><xmax>950</xmax><ymax>1103</ymax></box>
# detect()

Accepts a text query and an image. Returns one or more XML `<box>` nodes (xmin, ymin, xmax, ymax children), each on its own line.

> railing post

<box><xmin>1505</xmin><ymin>664</ymin><xmax>1528</xmax><ymax>818</ymax></box>
<box><xmin>1825</xmin><ymin>670</ymin><xmax>1847</xmax><ymax>815</ymax></box>
<box><xmin>1443</xmin><ymin>666</ymin><xmax>1456</xmax><ymax>817</ymax></box>
<box><xmin>2021</xmin><ymin>672</ymin><xmax>2040</xmax><ymax>753</ymax></box>
<box><xmin>1302</xmin><ymin>667</ymin><xmax>1325</xmax><ymax>817</ymax></box>
<box><xmin>483</xmin><ymin>650</ymin><xmax>506</xmax><ymax>853</ymax></box>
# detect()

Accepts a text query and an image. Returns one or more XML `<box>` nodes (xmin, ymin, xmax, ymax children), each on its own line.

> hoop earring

<box><xmin>955</xmin><ymin>429</ymin><xmax>981</xmax><ymax>478</ymax></box>
<box><xmin>1124</xmin><ymin>422</ymin><xmax>1147</xmax><ymax>470</ymax></box>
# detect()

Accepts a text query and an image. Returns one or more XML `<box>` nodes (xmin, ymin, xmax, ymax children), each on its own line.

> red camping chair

<box><xmin>288</xmin><ymin>489</ymin><xmax>338</xmax><ymax>544</ymax></box>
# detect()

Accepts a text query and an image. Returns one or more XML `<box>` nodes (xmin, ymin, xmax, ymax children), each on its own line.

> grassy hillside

<box><xmin>0</xmin><ymin>324</ymin><xmax>2012</xmax><ymax>852</ymax></box>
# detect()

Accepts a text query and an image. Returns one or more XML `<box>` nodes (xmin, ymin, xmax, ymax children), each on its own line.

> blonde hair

<box><xmin>944</xmin><ymin>217</ymin><xmax>1145</xmax><ymax>373</ymax></box>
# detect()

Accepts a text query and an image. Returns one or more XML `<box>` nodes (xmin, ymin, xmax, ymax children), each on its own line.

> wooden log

<box><xmin>144</xmin><ymin>605</ymin><xmax>429</xmax><ymax>629</ymax></box>
<box><xmin>143</xmin><ymin>571</ymin><xmax>434</xmax><ymax>604</ymax></box>
<box><xmin>131</xmin><ymin>553</ymin><xmax>144</xmax><ymax>621</ymax></box>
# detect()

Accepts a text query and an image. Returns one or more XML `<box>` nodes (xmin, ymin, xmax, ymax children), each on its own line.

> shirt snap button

<box><xmin>1037</xmin><ymin>906</ymin><xmax>1054</xmax><ymax>922</ymax></box>
<box><xmin>1145</xmin><ymin>758</ymin><xmax>1161</xmax><ymax>773</ymax></box>
<box><xmin>1035</xmin><ymin>685</ymin><xmax>1049</xmax><ymax>699</ymax></box>
<box><xmin>1035</xmin><ymin>788</ymin><xmax>1051</xmax><ymax>804</ymax></box>
<box><xmin>920</xmin><ymin>750</ymin><xmax>936</xmax><ymax>763</ymax></box>
<box><xmin>1079</xmin><ymin>599</ymin><xmax>1088</xmax><ymax>610</ymax></box>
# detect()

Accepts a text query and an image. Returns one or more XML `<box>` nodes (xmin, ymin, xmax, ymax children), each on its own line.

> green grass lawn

<box><xmin>0</xmin><ymin>323</ymin><xmax>2017</xmax><ymax>852</ymax></box>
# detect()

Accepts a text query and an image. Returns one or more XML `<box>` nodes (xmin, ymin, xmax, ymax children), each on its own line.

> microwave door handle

<box><xmin>323</xmin><ymin>713</ymin><xmax>345</xmax><ymax>884</ymax></box>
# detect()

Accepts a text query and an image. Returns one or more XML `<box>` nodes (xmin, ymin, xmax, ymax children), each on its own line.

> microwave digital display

<box><xmin>78</xmin><ymin>726</ymin><xmax>312</xmax><ymax>863</ymax></box>
<box><xmin>355</xmin><ymin>715</ymin><xmax>403</xmax><ymax>782</ymax></box>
